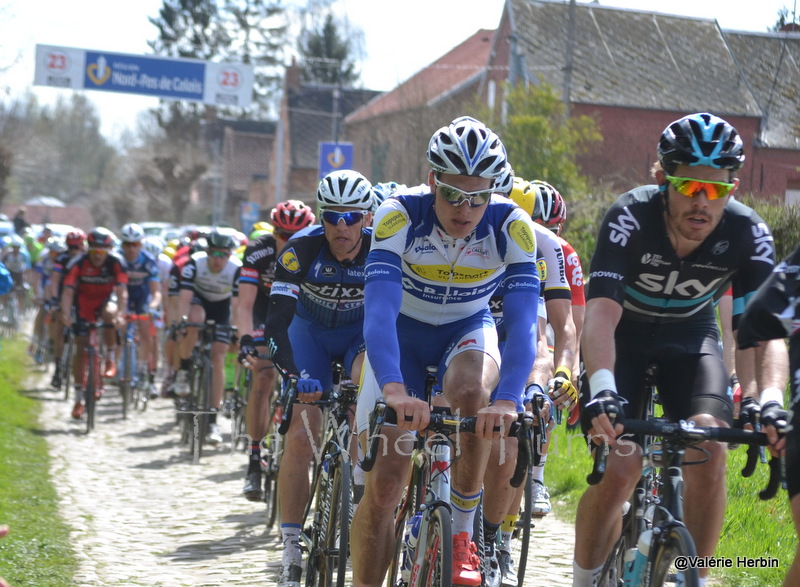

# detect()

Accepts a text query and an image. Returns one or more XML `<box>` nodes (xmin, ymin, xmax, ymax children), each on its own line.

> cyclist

<box><xmin>60</xmin><ymin>228</ymin><xmax>128</xmax><ymax>420</ymax></box>
<box><xmin>737</xmin><ymin>242</ymin><xmax>797</xmax><ymax>587</ymax></box>
<box><xmin>163</xmin><ymin>237</ymin><xmax>195</xmax><ymax>395</ymax></box>
<box><xmin>142</xmin><ymin>236</ymin><xmax>171</xmax><ymax>390</ymax></box>
<box><xmin>1</xmin><ymin>234</ymin><xmax>31</xmax><ymax>312</ymax></box>
<box><xmin>29</xmin><ymin>238</ymin><xmax>64</xmax><ymax>362</ymax></box>
<box><xmin>351</xmin><ymin>116</ymin><xmax>540</xmax><ymax>587</ymax></box>
<box><xmin>263</xmin><ymin>170</ymin><xmax>373</xmax><ymax>587</ymax></box>
<box><xmin>48</xmin><ymin>230</ymin><xmax>87</xmax><ymax>389</ymax></box>
<box><xmin>236</xmin><ymin>199</ymin><xmax>315</xmax><ymax>502</ymax></box>
<box><xmin>573</xmin><ymin>113</ymin><xmax>789</xmax><ymax>587</ymax></box>
<box><xmin>173</xmin><ymin>229</ymin><xmax>241</xmax><ymax>446</ymax></box>
<box><xmin>119</xmin><ymin>223</ymin><xmax>162</xmax><ymax>398</ymax></box>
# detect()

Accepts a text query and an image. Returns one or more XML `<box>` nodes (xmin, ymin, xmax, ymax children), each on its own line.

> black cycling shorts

<box><xmin>785</xmin><ymin>342</ymin><xmax>800</xmax><ymax>498</ymax></box>
<box><xmin>579</xmin><ymin>318</ymin><xmax>733</xmax><ymax>439</ymax></box>
<box><xmin>190</xmin><ymin>295</ymin><xmax>233</xmax><ymax>344</ymax></box>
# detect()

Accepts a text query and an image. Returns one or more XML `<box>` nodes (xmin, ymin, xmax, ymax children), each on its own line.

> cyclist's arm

<box><xmin>263</xmin><ymin>286</ymin><xmax>300</xmax><ymax>375</ymax></box>
<box><xmin>148</xmin><ymin>280</ymin><xmax>161</xmax><ymax>311</ymax></box>
<box><xmin>545</xmin><ymin>297</ymin><xmax>577</xmax><ymax>381</ymax></box>
<box><xmin>363</xmin><ymin>249</ymin><xmax>404</xmax><ymax>389</ymax></box>
<box><xmin>115</xmin><ymin>283</ymin><xmax>128</xmax><ymax>320</ymax></box>
<box><xmin>235</xmin><ymin>281</ymin><xmax>257</xmax><ymax>338</ymax></box>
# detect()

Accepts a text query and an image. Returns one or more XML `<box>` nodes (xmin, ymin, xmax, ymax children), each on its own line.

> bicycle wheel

<box><xmin>84</xmin><ymin>349</ymin><xmax>97</xmax><ymax>434</ymax></box>
<box><xmin>416</xmin><ymin>505</ymin><xmax>452</xmax><ymax>587</ymax></box>
<box><xmin>120</xmin><ymin>339</ymin><xmax>133</xmax><ymax>419</ymax></box>
<box><xmin>61</xmin><ymin>331</ymin><xmax>74</xmax><ymax>401</ymax></box>
<box><xmin>190</xmin><ymin>359</ymin><xmax>212</xmax><ymax>462</ymax></box>
<box><xmin>323</xmin><ymin>458</ymin><xmax>352</xmax><ymax>587</ymax></box>
<box><xmin>649</xmin><ymin>525</ymin><xmax>699</xmax><ymax>587</ymax></box>
<box><xmin>599</xmin><ymin>529</ymin><xmax>630</xmax><ymax>587</ymax></box>
<box><xmin>506</xmin><ymin>472</ymin><xmax>533</xmax><ymax>587</ymax></box>
<box><xmin>263</xmin><ymin>400</ymin><xmax>282</xmax><ymax>529</ymax></box>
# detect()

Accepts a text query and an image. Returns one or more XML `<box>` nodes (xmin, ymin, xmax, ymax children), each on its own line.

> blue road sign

<box><xmin>319</xmin><ymin>142</ymin><xmax>353</xmax><ymax>179</ymax></box>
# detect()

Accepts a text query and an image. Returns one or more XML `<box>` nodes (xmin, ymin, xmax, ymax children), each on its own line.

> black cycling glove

<box><xmin>237</xmin><ymin>334</ymin><xmax>258</xmax><ymax>365</ymax></box>
<box><xmin>581</xmin><ymin>390</ymin><xmax>624</xmax><ymax>436</ymax></box>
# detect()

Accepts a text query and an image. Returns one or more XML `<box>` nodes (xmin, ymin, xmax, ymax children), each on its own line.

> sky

<box><xmin>0</xmin><ymin>0</ymin><xmax>796</xmax><ymax>140</ymax></box>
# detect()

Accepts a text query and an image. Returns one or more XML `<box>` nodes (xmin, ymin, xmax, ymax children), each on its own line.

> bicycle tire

<box><xmin>61</xmin><ymin>331</ymin><xmax>74</xmax><ymax>401</ymax></box>
<box><xmin>415</xmin><ymin>505</ymin><xmax>452</xmax><ymax>587</ymax></box>
<box><xmin>323</xmin><ymin>458</ymin><xmax>352</xmax><ymax>587</ymax></box>
<box><xmin>508</xmin><ymin>471</ymin><xmax>533</xmax><ymax>587</ymax></box>
<box><xmin>263</xmin><ymin>399</ymin><xmax>282</xmax><ymax>529</ymax></box>
<box><xmin>648</xmin><ymin>524</ymin><xmax>699</xmax><ymax>587</ymax></box>
<box><xmin>191</xmin><ymin>357</ymin><xmax>212</xmax><ymax>463</ymax></box>
<box><xmin>121</xmin><ymin>338</ymin><xmax>133</xmax><ymax>420</ymax></box>
<box><xmin>599</xmin><ymin>528</ymin><xmax>630</xmax><ymax>587</ymax></box>
<box><xmin>85</xmin><ymin>349</ymin><xmax>96</xmax><ymax>434</ymax></box>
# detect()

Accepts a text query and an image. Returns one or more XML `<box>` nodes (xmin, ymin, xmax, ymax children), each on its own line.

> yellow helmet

<box><xmin>251</xmin><ymin>221</ymin><xmax>273</xmax><ymax>234</ymax></box>
<box><xmin>163</xmin><ymin>246</ymin><xmax>177</xmax><ymax>260</ymax></box>
<box><xmin>508</xmin><ymin>177</ymin><xmax>535</xmax><ymax>218</ymax></box>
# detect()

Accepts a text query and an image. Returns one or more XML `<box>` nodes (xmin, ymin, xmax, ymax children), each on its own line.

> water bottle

<box><xmin>401</xmin><ymin>513</ymin><xmax>422</xmax><ymax>583</ymax></box>
<box><xmin>622</xmin><ymin>548</ymin><xmax>638</xmax><ymax>585</ymax></box>
<box><xmin>625</xmin><ymin>529</ymin><xmax>653</xmax><ymax>586</ymax></box>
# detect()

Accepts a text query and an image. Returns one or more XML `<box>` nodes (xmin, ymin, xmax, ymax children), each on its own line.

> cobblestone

<box><xmin>34</xmin><ymin>376</ymin><xmax>577</xmax><ymax>586</ymax></box>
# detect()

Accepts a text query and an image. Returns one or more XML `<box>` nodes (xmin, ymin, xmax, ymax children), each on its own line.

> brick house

<box><xmin>344</xmin><ymin>0</ymin><xmax>800</xmax><ymax>202</ymax></box>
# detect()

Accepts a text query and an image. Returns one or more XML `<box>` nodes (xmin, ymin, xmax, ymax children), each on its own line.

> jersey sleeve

<box><xmin>180</xmin><ymin>259</ymin><xmax>197</xmax><ymax>291</ymax></box>
<box><xmin>561</xmin><ymin>238</ymin><xmax>586</xmax><ymax>306</ymax></box>
<box><xmin>730</xmin><ymin>213</ymin><xmax>776</xmax><ymax>329</ymax></box>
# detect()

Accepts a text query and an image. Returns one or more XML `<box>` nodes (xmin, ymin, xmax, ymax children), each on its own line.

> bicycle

<box><xmin>119</xmin><ymin>313</ymin><xmax>152</xmax><ymax>418</ymax></box>
<box><xmin>361</xmin><ymin>379</ymin><xmax>536</xmax><ymax>587</ymax></box>
<box><xmin>59</xmin><ymin>324</ymin><xmax>76</xmax><ymax>401</ymax></box>
<box><xmin>74</xmin><ymin>320</ymin><xmax>110</xmax><ymax>435</ymax></box>
<box><xmin>589</xmin><ymin>416</ymin><xmax>782</xmax><ymax>587</ymax></box>
<box><xmin>277</xmin><ymin>362</ymin><xmax>359</xmax><ymax>587</ymax></box>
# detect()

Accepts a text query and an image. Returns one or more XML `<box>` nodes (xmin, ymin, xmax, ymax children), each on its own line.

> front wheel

<box><xmin>415</xmin><ymin>506</ymin><xmax>452</xmax><ymax>587</ymax></box>
<box><xmin>649</xmin><ymin>524</ymin><xmax>700</xmax><ymax>587</ymax></box>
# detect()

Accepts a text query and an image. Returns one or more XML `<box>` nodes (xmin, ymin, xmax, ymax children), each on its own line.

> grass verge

<box><xmin>545</xmin><ymin>423</ymin><xmax>794</xmax><ymax>586</ymax></box>
<box><xmin>0</xmin><ymin>337</ymin><xmax>76</xmax><ymax>586</ymax></box>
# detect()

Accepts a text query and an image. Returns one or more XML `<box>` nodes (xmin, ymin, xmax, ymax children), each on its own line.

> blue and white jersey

<box><xmin>121</xmin><ymin>250</ymin><xmax>160</xmax><ymax>299</ymax></box>
<box><xmin>366</xmin><ymin>193</ymin><xmax>539</xmax><ymax>325</ymax></box>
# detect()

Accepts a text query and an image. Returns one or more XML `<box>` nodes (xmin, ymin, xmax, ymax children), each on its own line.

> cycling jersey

<box><xmin>239</xmin><ymin>232</ymin><xmax>280</xmax><ymax>323</ymax></box>
<box><xmin>167</xmin><ymin>246</ymin><xmax>192</xmax><ymax>296</ymax></box>
<box><xmin>737</xmin><ymin>242</ymin><xmax>800</xmax><ymax>497</ymax></box>
<box><xmin>559</xmin><ymin>235</ymin><xmax>585</xmax><ymax>306</ymax></box>
<box><xmin>359</xmin><ymin>192</ymin><xmax>540</xmax><ymax>419</ymax></box>
<box><xmin>180</xmin><ymin>252</ymin><xmax>241</xmax><ymax>302</ymax></box>
<box><xmin>2</xmin><ymin>249</ymin><xmax>29</xmax><ymax>274</ymax></box>
<box><xmin>63</xmin><ymin>252</ymin><xmax>128</xmax><ymax>322</ymax></box>
<box><xmin>121</xmin><ymin>250</ymin><xmax>160</xmax><ymax>309</ymax></box>
<box><xmin>265</xmin><ymin>226</ymin><xmax>371</xmax><ymax>376</ymax></box>
<box><xmin>587</xmin><ymin>186</ymin><xmax>775</xmax><ymax>326</ymax></box>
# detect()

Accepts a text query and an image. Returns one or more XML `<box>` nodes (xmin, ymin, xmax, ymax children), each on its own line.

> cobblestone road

<box><xmin>32</xmin><ymin>373</ymin><xmax>576</xmax><ymax>586</ymax></box>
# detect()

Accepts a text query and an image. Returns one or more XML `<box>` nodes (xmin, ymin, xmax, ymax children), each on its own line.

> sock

<box><xmin>208</xmin><ymin>412</ymin><xmax>217</xmax><ymax>424</ymax></box>
<box><xmin>180</xmin><ymin>358</ymin><xmax>191</xmax><ymax>371</ymax></box>
<box><xmin>532</xmin><ymin>460</ymin><xmax>546</xmax><ymax>484</ymax></box>
<box><xmin>500</xmin><ymin>514</ymin><xmax>518</xmax><ymax>548</ymax></box>
<box><xmin>280</xmin><ymin>524</ymin><xmax>302</xmax><ymax>566</ymax></box>
<box><xmin>572</xmin><ymin>561</ymin><xmax>602</xmax><ymax>587</ymax></box>
<box><xmin>450</xmin><ymin>489</ymin><xmax>481</xmax><ymax>537</ymax></box>
<box><xmin>483</xmin><ymin>520</ymin><xmax>500</xmax><ymax>546</ymax></box>
<box><xmin>248</xmin><ymin>442</ymin><xmax>261</xmax><ymax>472</ymax></box>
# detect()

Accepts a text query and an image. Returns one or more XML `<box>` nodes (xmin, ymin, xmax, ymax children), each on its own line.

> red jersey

<box><xmin>64</xmin><ymin>253</ymin><xmax>127</xmax><ymax>320</ymax></box>
<box><xmin>558</xmin><ymin>236</ymin><xmax>585</xmax><ymax>307</ymax></box>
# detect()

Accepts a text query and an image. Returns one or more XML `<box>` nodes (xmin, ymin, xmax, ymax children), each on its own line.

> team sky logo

<box><xmin>278</xmin><ymin>248</ymin><xmax>301</xmax><ymax>274</ymax></box>
<box><xmin>635</xmin><ymin>271</ymin><xmax>725</xmax><ymax>297</ymax></box>
<box><xmin>608</xmin><ymin>207</ymin><xmax>640</xmax><ymax>247</ymax></box>
<box><xmin>750</xmin><ymin>223</ymin><xmax>774</xmax><ymax>264</ymax></box>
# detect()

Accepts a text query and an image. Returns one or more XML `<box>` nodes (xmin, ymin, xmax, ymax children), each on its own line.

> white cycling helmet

<box><xmin>427</xmin><ymin>116</ymin><xmax>507</xmax><ymax>179</ymax></box>
<box><xmin>317</xmin><ymin>169</ymin><xmax>373</xmax><ymax>210</ymax></box>
<box><xmin>142</xmin><ymin>236</ymin><xmax>164</xmax><ymax>259</ymax></box>
<box><xmin>120</xmin><ymin>223</ymin><xmax>145</xmax><ymax>243</ymax></box>
<box><xmin>494</xmin><ymin>163</ymin><xmax>515</xmax><ymax>195</ymax></box>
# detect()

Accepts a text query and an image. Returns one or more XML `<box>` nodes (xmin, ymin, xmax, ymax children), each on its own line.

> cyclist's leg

<box><xmin>243</xmin><ymin>323</ymin><xmax>275</xmax><ymax>498</ymax></box>
<box><xmin>351</xmin><ymin>359</ymin><xmax>414</xmax><ymax>587</ymax></box>
<box><xmin>785</xmin><ymin>387</ymin><xmax>800</xmax><ymax>587</ymax></box>
<box><xmin>657</xmin><ymin>332</ymin><xmax>731</xmax><ymax>579</ymax></box>
<box><xmin>99</xmin><ymin>297</ymin><xmax>118</xmax><ymax>378</ymax></box>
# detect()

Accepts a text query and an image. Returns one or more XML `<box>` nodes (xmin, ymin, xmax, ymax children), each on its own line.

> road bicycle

<box><xmin>74</xmin><ymin>320</ymin><xmax>110</xmax><ymax>435</ymax></box>
<box><xmin>590</xmin><ymin>416</ymin><xmax>781</xmax><ymax>587</ymax></box>
<box><xmin>277</xmin><ymin>362</ymin><xmax>359</xmax><ymax>587</ymax></box>
<box><xmin>31</xmin><ymin>301</ymin><xmax>55</xmax><ymax>369</ymax></box>
<box><xmin>119</xmin><ymin>313</ymin><xmax>152</xmax><ymax>418</ymax></box>
<box><xmin>361</xmin><ymin>377</ymin><xmax>536</xmax><ymax>587</ymax></box>
<box><xmin>59</xmin><ymin>324</ymin><xmax>75</xmax><ymax>401</ymax></box>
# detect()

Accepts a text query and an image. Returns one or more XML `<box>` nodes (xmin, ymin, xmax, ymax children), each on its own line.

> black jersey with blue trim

<box><xmin>270</xmin><ymin>225</ymin><xmax>372</xmax><ymax>329</ymax></box>
<box><xmin>587</xmin><ymin>186</ymin><xmax>775</xmax><ymax>324</ymax></box>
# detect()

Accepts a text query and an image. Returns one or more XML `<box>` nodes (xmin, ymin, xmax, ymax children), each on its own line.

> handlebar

<box><xmin>360</xmin><ymin>403</ymin><xmax>536</xmax><ymax>489</ymax></box>
<box><xmin>586</xmin><ymin>418</ymin><xmax>783</xmax><ymax>500</ymax></box>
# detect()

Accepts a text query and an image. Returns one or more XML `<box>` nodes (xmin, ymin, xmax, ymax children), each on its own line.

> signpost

<box><xmin>34</xmin><ymin>44</ymin><xmax>254</xmax><ymax>108</ymax></box>
<box><xmin>318</xmin><ymin>142</ymin><xmax>353</xmax><ymax>179</ymax></box>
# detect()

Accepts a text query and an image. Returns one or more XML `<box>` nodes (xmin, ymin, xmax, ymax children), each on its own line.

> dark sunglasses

<box><xmin>321</xmin><ymin>210</ymin><xmax>366</xmax><ymax>226</ymax></box>
<box><xmin>434</xmin><ymin>176</ymin><xmax>493</xmax><ymax>207</ymax></box>
<box><xmin>665</xmin><ymin>175</ymin><xmax>735</xmax><ymax>201</ymax></box>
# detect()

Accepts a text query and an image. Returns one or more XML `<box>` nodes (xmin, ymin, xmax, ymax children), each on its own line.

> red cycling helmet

<box><xmin>66</xmin><ymin>230</ymin><xmax>87</xmax><ymax>248</ymax></box>
<box><xmin>271</xmin><ymin>200</ymin><xmax>316</xmax><ymax>234</ymax></box>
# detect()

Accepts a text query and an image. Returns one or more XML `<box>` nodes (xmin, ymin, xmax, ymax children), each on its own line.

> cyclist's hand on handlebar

<box><xmin>737</xmin><ymin>397</ymin><xmax>760</xmax><ymax>431</ymax></box>
<box><xmin>476</xmin><ymin>400</ymin><xmax>518</xmax><ymax>440</ymax></box>
<box><xmin>296</xmin><ymin>377</ymin><xmax>323</xmax><ymax>403</ymax></box>
<box><xmin>760</xmin><ymin>401</ymin><xmax>788</xmax><ymax>456</ymax></box>
<box><xmin>237</xmin><ymin>334</ymin><xmax>259</xmax><ymax>366</ymax></box>
<box><xmin>383</xmin><ymin>382</ymin><xmax>429</xmax><ymax>432</ymax></box>
<box><xmin>527</xmin><ymin>385</ymin><xmax>553</xmax><ymax>425</ymax></box>
<box><xmin>581</xmin><ymin>390</ymin><xmax>625</xmax><ymax>446</ymax></box>
<box><xmin>548</xmin><ymin>367</ymin><xmax>578</xmax><ymax>411</ymax></box>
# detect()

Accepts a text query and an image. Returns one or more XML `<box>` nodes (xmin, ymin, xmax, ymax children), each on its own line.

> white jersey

<box><xmin>180</xmin><ymin>252</ymin><xmax>241</xmax><ymax>302</ymax></box>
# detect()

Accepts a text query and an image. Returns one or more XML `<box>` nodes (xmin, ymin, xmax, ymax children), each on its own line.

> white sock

<box><xmin>450</xmin><ymin>489</ymin><xmax>481</xmax><ymax>537</ymax></box>
<box><xmin>280</xmin><ymin>524</ymin><xmax>302</xmax><ymax>566</ymax></box>
<box><xmin>572</xmin><ymin>560</ymin><xmax>602</xmax><ymax>587</ymax></box>
<box><xmin>532</xmin><ymin>464</ymin><xmax>545</xmax><ymax>484</ymax></box>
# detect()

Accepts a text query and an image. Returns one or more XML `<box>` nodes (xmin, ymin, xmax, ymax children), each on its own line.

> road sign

<box><xmin>240</xmin><ymin>202</ymin><xmax>261</xmax><ymax>233</ymax></box>
<box><xmin>34</xmin><ymin>44</ymin><xmax>254</xmax><ymax>108</ymax></box>
<box><xmin>318</xmin><ymin>142</ymin><xmax>353</xmax><ymax>179</ymax></box>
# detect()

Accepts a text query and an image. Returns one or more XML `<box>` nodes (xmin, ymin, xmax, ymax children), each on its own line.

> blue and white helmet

<box><xmin>142</xmin><ymin>236</ymin><xmax>164</xmax><ymax>259</ymax></box>
<box><xmin>426</xmin><ymin>116</ymin><xmax>507</xmax><ymax>179</ymax></box>
<box><xmin>371</xmin><ymin>181</ymin><xmax>406</xmax><ymax>211</ymax></box>
<box><xmin>658</xmin><ymin>113</ymin><xmax>744</xmax><ymax>172</ymax></box>
<box><xmin>494</xmin><ymin>163</ymin><xmax>515</xmax><ymax>195</ymax></box>
<box><xmin>317</xmin><ymin>169</ymin><xmax>373</xmax><ymax>210</ymax></box>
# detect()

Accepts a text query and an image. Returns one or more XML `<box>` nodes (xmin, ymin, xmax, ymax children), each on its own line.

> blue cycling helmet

<box><xmin>658</xmin><ymin>113</ymin><xmax>744</xmax><ymax>172</ymax></box>
<box><xmin>371</xmin><ymin>181</ymin><xmax>406</xmax><ymax>211</ymax></box>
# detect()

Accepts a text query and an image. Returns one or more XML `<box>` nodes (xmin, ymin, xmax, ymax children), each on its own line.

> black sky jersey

<box><xmin>587</xmin><ymin>186</ymin><xmax>775</xmax><ymax>325</ymax></box>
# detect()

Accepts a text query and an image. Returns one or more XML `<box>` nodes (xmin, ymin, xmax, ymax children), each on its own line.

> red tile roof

<box><xmin>346</xmin><ymin>29</ymin><xmax>496</xmax><ymax>124</ymax></box>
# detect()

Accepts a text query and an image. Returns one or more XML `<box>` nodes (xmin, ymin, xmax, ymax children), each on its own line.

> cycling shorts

<box><xmin>357</xmin><ymin>309</ymin><xmax>500</xmax><ymax>435</ymax></box>
<box><xmin>75</xmin><ymin>295</ymin><xmax>113</xmax><ymax>324</ymax></box>
<box><xmin>785</xmin><ymin>343</ymin><xmax>800</xmax><ymax>498</ymax></box>
<box><xmin>286</xmin><ymin>314</ymin><xmax>365</xmax><ymax>390</ymax></box>
<box><xmin>128</xmin><ymin>291</ymin><xmax>150</xmax><ymax>315</ymax></box>
<box><xmin>190</xmin><ymin>295</ymin><xmax>233</xmax><ymax>344</ymax></box>
<box><xmin>579</xmin><ymin>317</ymin><xmax>733</xmax><ymax>443</ymax></box>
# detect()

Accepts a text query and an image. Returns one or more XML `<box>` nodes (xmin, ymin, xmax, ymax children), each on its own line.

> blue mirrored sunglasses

<box><xmin>321</xmin><ymin>210</ymin><xmax>366</xmax><ymax>226</ymax></box>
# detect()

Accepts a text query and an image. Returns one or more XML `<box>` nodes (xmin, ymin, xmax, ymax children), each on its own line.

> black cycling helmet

<box><xmin>658</xmin><ymin>113</ymin><xmax>745</xmax><ymax>172</ymax></box>
<box><xmin>207</xmin><ymin>228</ymin><xmax>236</xmax><ymax>250</ymax></box>
<box><xmin>87</xmin><ymin>227</ymin><xmax>115</xmax><ymax>249</ymax></box>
